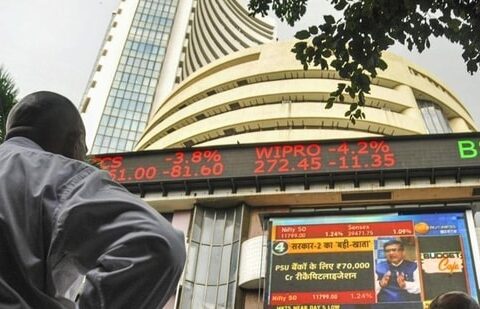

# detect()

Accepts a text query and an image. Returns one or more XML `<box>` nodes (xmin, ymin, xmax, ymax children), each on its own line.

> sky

<box><xmin>0</xmin><ymin>0</ymin><xmax>479</xmax><ymax>126</ymax></box>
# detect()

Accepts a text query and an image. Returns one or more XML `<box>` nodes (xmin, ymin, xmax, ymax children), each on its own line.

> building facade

<box><xmin>137</xmin><ymin>41</ymin><xmax>476</xmax><ymax>150</ymax></box>
<box><xmin>90</xmin><ymin>41</ymin><xmax>480</xmax><ymax>308</ymax></box>
<box><xmin>80</xmin><ymin>0</ymin><xmax>275</xmax><ymax>154</ymax></box>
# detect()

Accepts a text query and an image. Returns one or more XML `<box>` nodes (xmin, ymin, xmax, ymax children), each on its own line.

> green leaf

<box><xmin>324</xmin><ymin>15</ymin><xmax>336</xmax><ymax>24</ymax></box>
<box><xmin>309</xmin><ymin>26</ymin><xmax>318</xmax><ymax>35</ymax></box>
<box><xmin>295</xmin><ymin>30</ymin><xmax>311</xmax><ymax>40</ymax></box>
<box><xmin>347</xmin><ymin>86</ymin><xmax>356</xmax><ymax>98</ymax></box>
<box><xmin>322</xmin><ymin>49</ymin><xmax>332</xmax><ymax>58</ymax></box>
<box><xmin>358</xmin><ymin>92</ymin><xmax>366</xmax><ymax>106</ymax></box>
<box><xmin>357</xmin><ymin>74</ymin><xmax>370</xmax><ymax>92</ymax></box>
<box><xmin>293</xmin><ymin>41</ymin><xmax>307</xmax><ymax>49</ymax></box>
<box><xmin>378</xmin><ymin>59</ymin><xmax>388</xmax><ymax>70</ymax></box>
<box><xmin>334</xmin><ymin>0</ymin><xmax>348</xmax><ymax>10</ymax></box>
<box><xmin>306</xmin><ymin>46</ymin><xmax>315</xmax><ymax>58</ymax></box>
<box><xmin>320</xmin><ymin>58</ymin><xmax>329</xmax><ymax>70</ymax></box>
<box><xmin>448</xmin><ymin>18</ymin><xmax>461</xmax><ymax>30</ymax></box>
<box><xmin>326</xmin><ymin>97</ymin><xmax>335</xmax><ymax>109</ymax></box>
<box><xmin>438</xmin><ymin>15</ymin><xmax>449</xmax><ymax>23</ymax></box>
<box><xmin>330</xmin><ymin>59</ymin><xmax>343</xmax><ymax>69</ymax></box>
<box><xmin>466</xmin><ymin>60</ymin><xmax>478</xmax><ymax>74</ymax></box>
<box><xmin>339</xmin><ymin>67</ymin><xmax>350</xmax><ymax>78</ymax></box>
<box><xmin>312</xmin><ymin>35</ymin><xmax>323</xmax><ymax>46</ymax></box>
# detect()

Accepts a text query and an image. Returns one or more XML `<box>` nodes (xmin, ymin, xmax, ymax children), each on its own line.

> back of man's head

<box><xmin>429</xmin><ymin>291</ymin><xmax>480</xmax><ymax>309</ymax></box>
<box><xmin>6</xmin><ymin>91</ymin><xmax>87</xmax><ymax>160</ymax></box>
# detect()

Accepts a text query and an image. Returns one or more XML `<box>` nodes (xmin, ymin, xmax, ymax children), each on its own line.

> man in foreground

<box><xmin>0</xmin><ymin>91</ymin><xmax>186</xmax><ymax>308</ymax></box>
<box><xmin>375</xmin><ymin>239</ymin><xmax>421</xmax><ymax>303</ymax></box>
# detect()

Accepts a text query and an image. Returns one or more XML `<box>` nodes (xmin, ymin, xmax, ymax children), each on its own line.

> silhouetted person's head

<box><xmin>5</xmin><ymin>91</ymin><xmax>87</xmax><ymax>161</ymax></box>
<box><xmin>429</xmin><ymin>291</ymin><xmax>480</xmax><ymax>309</ymax></box>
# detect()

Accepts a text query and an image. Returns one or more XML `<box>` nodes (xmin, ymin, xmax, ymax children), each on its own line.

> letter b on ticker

<box><xmin>458</xmin><ymin>140</ymin><xmax>478</xmax><ymax>159</ymax></box>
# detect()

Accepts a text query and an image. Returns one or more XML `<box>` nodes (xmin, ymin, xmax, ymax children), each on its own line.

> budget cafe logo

<box><xmin>421</xmin><ymin>251</ymin><xmax>463</xmax><ymax>274</ymax></box>
<box><xmin>414</xmin><ymin>222</ymin><xmax>463</xmax><ymax>274</ymax></box>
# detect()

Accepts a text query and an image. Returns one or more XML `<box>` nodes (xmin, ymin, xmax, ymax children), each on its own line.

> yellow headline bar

<box><xmin>286</xmin><ymin>237</ymin><xmax>374</xmax><ymax>253</ymax></box>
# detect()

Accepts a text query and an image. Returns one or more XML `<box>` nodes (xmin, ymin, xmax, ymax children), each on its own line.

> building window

<box><xmin>223</xmin><ymin>128</ymin><xmax>236</xmax><ymax>136</ymax></box>
<box><xmin>178</xmin><ymin>205</ymin><xmax>246</xmax><ymax>309</ymax></box>
<box><xmin>229</xmin><ymin>102</ymin><xmax>241</xmax><ymax>110</ymax></box>
<box><xmin>237</xmin><ymin>79</ymin><xmax>248</xmax><ymax>86</ymax></box>
<box><xmin>195</xmin><ymin>114</ymin><xmax>206</xmax><ymax>120</ymax></box>
<box><xmin>417</xmin><ymin>100</ymin><xmax>452</xmax><ymax>134</ymax></box>
<box><xmin>91</xmin><ymin>0</ymin><xmax>180</xmax><ymax>153</ymax></box>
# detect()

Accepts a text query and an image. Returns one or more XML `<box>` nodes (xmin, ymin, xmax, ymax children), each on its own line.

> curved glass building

<box><xmin>138</xmin><ymin>41</ymin><xmax>475</xmax><ymax>151</ymax></box>
<box><xmin>80</xmin><ymin>0</ymin><xmax>275</xmax><ymax>154</ymax></box>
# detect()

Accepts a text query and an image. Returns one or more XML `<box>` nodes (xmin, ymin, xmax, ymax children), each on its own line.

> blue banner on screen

<box><xmin>265</xmin><ymin>212</ymin><xmax>479</xmax><ymax>309</ymax></box>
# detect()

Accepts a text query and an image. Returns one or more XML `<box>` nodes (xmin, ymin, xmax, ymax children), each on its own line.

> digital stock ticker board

<box><xmin>91</xmin><ymin>133</ymin><xmax>480</xmax><ymax>185</ymax></box>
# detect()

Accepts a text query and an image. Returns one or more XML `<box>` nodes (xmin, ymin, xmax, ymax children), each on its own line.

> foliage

<box><xmin>0</xmin><ymin>66</ymin><xmax>19</xmax><ymax>143</ymax></box>
<box><xmin>248</xmin><ymin>0</ymin><xmax>480</xmax><ymax>123</ymax></box>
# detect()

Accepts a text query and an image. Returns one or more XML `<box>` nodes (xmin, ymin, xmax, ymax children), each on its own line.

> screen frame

<box><xmin>263</xmin><ymin>208</ymin><xmax>480</xmax><ymax>308</ymax></box>
<box><xmin>466</xmin><ymin>209</ymin><xmax>480</xmax><ymax>285</ymax></box>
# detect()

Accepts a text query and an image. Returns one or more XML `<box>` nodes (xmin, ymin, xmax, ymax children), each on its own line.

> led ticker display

<box><xmin>94</xmin><ymin>149</ymin><xmax>225</xmax><ymax>182</ymax></box>
<box><xmin>264</xmin><ymin>211</ymin><xmax>479</xmax><ymax>309</ymax></box>
<box><xmin>91</xmin><ymin>133</ymin><xmax>480</xmax><ymax>184</ymax></box>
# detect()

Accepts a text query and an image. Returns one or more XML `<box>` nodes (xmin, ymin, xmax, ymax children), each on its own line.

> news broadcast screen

<box><xmin>264</xmin><ymin>211</ymin><xmax>479</xmax><ymax>309</ymax></box>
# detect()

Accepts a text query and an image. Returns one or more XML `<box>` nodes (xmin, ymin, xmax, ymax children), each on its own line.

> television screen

<box><xmin>264</xmin><ymin>211</ymin><xmax>479</xmax><ymax>309</ymax></box>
